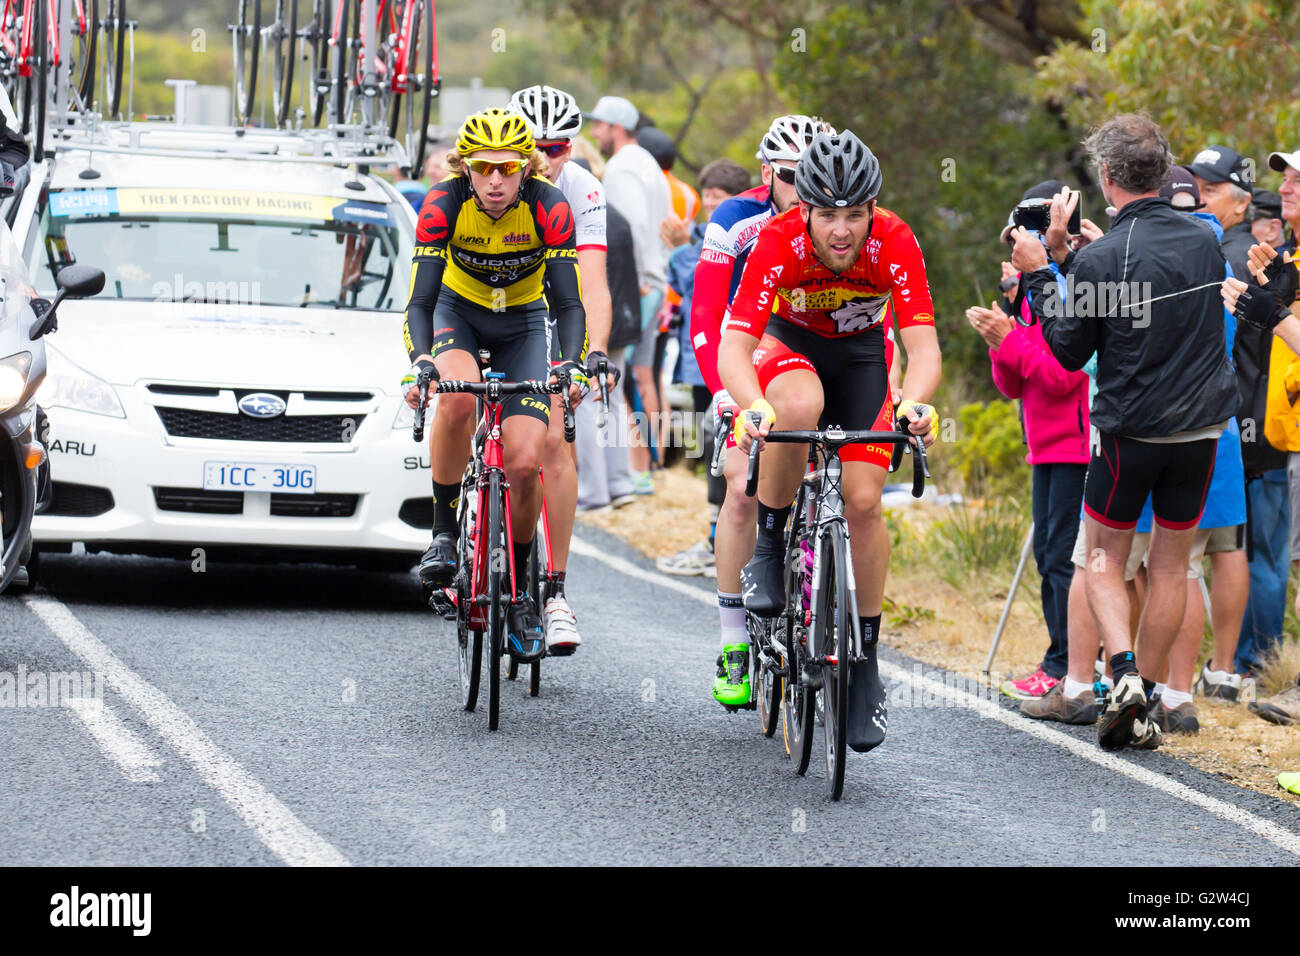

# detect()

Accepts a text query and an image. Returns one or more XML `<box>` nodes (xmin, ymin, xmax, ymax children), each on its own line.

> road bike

<box><xmin>412</xmin><ymin>353</ymin><xmax>574</xmax><ymax>731</ymax></box>
<box><xmin>743</xmin><ymin>416</ymin><xmax>928</xmax><ymax>800</ymax></box>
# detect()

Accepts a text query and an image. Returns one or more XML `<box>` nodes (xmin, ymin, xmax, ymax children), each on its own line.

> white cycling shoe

<box><xmin>544</xmin><ymin>595</ymin><xmax>582</xmax><ymax>656</ymax></box>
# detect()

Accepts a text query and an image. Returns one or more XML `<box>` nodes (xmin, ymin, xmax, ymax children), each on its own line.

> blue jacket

<box><xmin>669</xmin><ymin>223</ymin><xmax>707</xmax><ymax>387</ymax></box>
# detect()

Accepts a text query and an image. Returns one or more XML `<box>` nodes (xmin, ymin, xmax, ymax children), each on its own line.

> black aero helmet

<box><xmin>795</xmin><ymin>130</ymin><xmax>882</xmax><ymax>208</ymax></box>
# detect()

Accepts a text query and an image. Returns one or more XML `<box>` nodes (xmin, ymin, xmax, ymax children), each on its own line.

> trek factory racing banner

<box><xmin>48</xmin><ymin>188</ymin><xmax>394</xmax><ymax>225</ymax></box>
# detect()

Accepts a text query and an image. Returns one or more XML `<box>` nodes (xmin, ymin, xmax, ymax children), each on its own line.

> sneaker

<box><xmin>579</xmin><ymin>501</ymin><xmax>613</xmax><ymax>515</ymax></box>
<box><xmin>506</xmin><ymin>595</ymin><xmax>546</xmax><ymax>662</ymax></box>
<box><xmin>1128</xmin><ymin>714</ymin><xmax>1162</xmax><ymax>750</ymax></box>
<box><xmin>1249</xmin><ymin>674</ymin><xmax>1300</xmax><ymax>726</ymax></box>
<box><xmin>631</xmin><ymin>470</ymin><xmax>655</xmax><ymax>496</ymax></box>
<box><xmin>712</xmin><ymin>643</ymin><xmax>751</xmax><ymax>708</ymax></box>
<box><xmin>418</xmin><ymin>531</ymin><xmax>458</xmax><ymax>588</ymax></box>
<box><xmin>1277</xmin><ymin>771</ymin><xmax>1300</xmax><ymax>795</ymax></box>
<box><xmin>1151</xmin><ymin>699</ymin><xmax>1199</xmax><ymax>734</ymax></box>
<box><xmin>1021</xmin><ymin>682</ymin><xmax>1097</xmax><ymax>725</ymax></box>
<box><xmin>543</xmin><ymin>595</ymin><xmax>581</xmax><ymax>656</ymax></box>
<box><xmin>740</xmin><ymin>535</ymin><xmax>785</xmax><ymax>618</ymax></box>
<box><xmin>656</xmin><ymin>540</ymin><xmax>715</xmax><ymax>577</ymax></box>
<box><xmin>1000</xmin><ymin>667</ymin><xmax>1060</xmax><ymax>700</ymax></box>
<box><xmin>1098</xmin><ymin>672</ymin><xmax>1147</xmax><ymax>751</ymax></box>
<box><xmin>1195</xmin><ymin>664</ymin><xmax>1241</xmax><ymax>702</ymax></box>
<box><xmin>610</xmin><ymin>493</ymin><xmax>636</xmax><ymax>509</ymax></box>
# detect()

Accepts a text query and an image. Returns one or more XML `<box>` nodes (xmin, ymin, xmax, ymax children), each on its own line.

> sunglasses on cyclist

<box><xmin>464</xmin><ymin>158</ymin><xmax>526</xmax><ymax>177</ymax></box>
<box><xmin>537</xmin><ymin>142</ymin><xmax>571</xmax><ymax>158</ymax></box>
<box><xmin>772</xmin><ymin>164</ymin><xmax>797</xmax><ymax>185</ymax></box>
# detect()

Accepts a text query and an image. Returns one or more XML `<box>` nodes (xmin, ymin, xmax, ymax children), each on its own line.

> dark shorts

<box><xmin>431</xmin><ymin>288</ymin><xmax>551</xmax><ymax>425</ymax></box>
<box><xmin>1084</xmin><ymin>431</ymin><xmax>1217</xmax><ymax>530</ymax></box>
<box><xmin>755</xmin><ymin>317</ymin><xmax>893</xmax><ymax>466</ymax></box>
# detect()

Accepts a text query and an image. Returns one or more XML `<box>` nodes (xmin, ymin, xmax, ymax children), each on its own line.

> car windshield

<box><xmin>29</xmin><ymin>186</ymin><xmax>416</xmax><ymax>311</ymax></box>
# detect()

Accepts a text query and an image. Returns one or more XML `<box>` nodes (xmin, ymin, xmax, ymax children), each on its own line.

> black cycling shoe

<box><xmin>507</xmin><ymin>594</ymin><xmax>546</xmax><ymax>663</ymax></box>
<box><xmin>741</xmin><ymin>536</ymin><xmax>786</xmax><ymax>618</ymax></box>
<box><xmin>418</xmin><ymin>531</ymin><xmax>458</xmax><ymax>588</ymax></box>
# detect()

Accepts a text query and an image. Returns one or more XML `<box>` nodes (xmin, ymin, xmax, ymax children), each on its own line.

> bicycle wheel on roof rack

<box><xmin>270</xmin><ymin>0</ymin><xmax>298</xmax><ymax>128</ymax></box>
<box><xmin>100</xmin><ymin>0</ymin><xmax>124</xmax><ymax>118</ymax></box>
<box><xmin>232</xmin><ymin>0</ymin><xmax>261</xmax><ymax>125</ymax></box>
<box><xmin>66</xmin><ymin>0</ymin><xmax>97</xmax><ymax>112</ymax></box>
<box><xmin>17</xmin><ymin>0</ymin><xmax>46</xmax><ymax>161</ymax></box>
<box><xmin>333</xmin><ymin>0</ymin><xmax>357</xmax><ymax>125</ymax></box>
<box><xmin>305</xmin><ymin>0</ymin><xmax>329</xmax><ymax>126</ymax></box>
<box><xmin>388</xmin><ymin>0</ymin><xmax>433</xmax><ymax>173</ymax></box>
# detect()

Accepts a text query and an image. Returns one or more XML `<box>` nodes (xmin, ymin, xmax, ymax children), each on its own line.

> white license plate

<box><xmin>202</xmin><ymin>462</ymin><xmax>317</xmax><ymax>494</ymax></box>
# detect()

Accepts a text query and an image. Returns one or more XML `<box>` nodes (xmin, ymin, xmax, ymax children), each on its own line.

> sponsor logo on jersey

<box><xmin>501</xmin><ymin>231</ymin><xmax>532</xmax><ymax>245</ymax></box>
<box><xmin>458</xmin><ymin>234</ymin><xmax>490</xmax><ymax>246</ymax></box>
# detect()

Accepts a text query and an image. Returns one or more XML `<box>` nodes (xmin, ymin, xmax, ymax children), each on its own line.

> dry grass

<box><xmin>584</xmin><ymin>466</ymin><xmax>1300</xmax><ymax>803</ymax></box>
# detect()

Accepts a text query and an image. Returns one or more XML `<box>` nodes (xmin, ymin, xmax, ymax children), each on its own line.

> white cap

<box><xmin>1268</xmin><ymin>149</ymin><xmax>1300</xmax><ymax>174</ymax></box>
<box><xmin>583</xmin><ymin>96</ymin><xmax>639</xmax><ymax>131</ymax></box>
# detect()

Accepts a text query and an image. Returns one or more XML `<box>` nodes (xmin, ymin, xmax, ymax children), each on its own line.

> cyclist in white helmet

<box><xmin>507</xmin><ymin>84</ymin><xmax>616</xmax><ymax>656</ymax></box>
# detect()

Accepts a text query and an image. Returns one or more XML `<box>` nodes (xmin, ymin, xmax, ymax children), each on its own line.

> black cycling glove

<box><xmin>1260</xmin><ymin>252</ymin><xmax>1300</xmax><ymax>308</ymax></box>
<box><xmin>584</xmin><ymin>350</ymin><xmax>621</xmax><ymax>388</ymax></box>
<box><xmin>1233</xmin><ymin>284</ymin><xmax>1290</xmax><ymax>332</ymax></box>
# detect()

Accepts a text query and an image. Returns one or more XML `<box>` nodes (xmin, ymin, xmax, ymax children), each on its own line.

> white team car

<box><xmin>14</xmin><ymin>124</ymin><xmax>432</xmax><ymax>571</ymax></box>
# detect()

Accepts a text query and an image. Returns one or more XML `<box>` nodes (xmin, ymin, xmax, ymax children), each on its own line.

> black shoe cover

<box><xmin>846</xmin><ymin>644</ymin><xmax>888</xmax><ymax>753</ymax></box>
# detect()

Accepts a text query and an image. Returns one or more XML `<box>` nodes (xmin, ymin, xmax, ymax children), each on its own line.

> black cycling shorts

<box><xmin>755</xmin><ymin>317</ymin><xmax>892</xmax><ymax>466</ymax></box>
<box><xmin>1084</xmin><ymin>431</ymin><xmax>1217</xmax><ymax>530</ymax></box>
<box><xmin>430</xmin><ymin>288</ymin><xmax>552</xmax><ymax>425</ymax></box>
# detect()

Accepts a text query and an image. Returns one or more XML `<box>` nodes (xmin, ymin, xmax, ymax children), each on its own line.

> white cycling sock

<box><xmin>718</xmin><ymin>591</ymin><xmax>747</xmax><ymax>649</ymax></box>
<box><xmin>1154</xmin><ymin>682</ymin><xmax>1167</xmax><ymax>698</ymax></box>
<box><xmin>1062</xmin><ymin>676</ymin><xmax>1093</xmax><ymax>699</ymax></box>
<box><xmin>1160</xmin><ymin>687</ymin><xmax>1192</xmax><ymax>709</ymax></box>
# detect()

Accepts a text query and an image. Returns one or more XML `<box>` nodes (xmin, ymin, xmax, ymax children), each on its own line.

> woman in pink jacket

<box><xmin>968</xmin><ymin>244</ymin><xmax>1089</xmax><ymax>700</ymax></box>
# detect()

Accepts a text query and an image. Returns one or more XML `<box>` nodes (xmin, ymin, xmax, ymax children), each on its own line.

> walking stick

<box><xmin>982</xmin><ymin>521</ymin><xmax>1035</xmax><ymax>677</ymax></box>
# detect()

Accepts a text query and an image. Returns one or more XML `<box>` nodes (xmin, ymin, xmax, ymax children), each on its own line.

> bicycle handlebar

<box><xmin>710</xmin><ymin>407</ymin><xmax>734</xmax><ymax>478</ymax></box>
<box><xmin>411</xmin><ymin>369</ymin><xmax>571</xmax><ymax>444</ymax></box>
<box><xmin>742</xmin><ymin>419</ymin><xmax>932</xmax><ymax>500</ymax></box>
<box><xmin>595</xmin><ymin>358</ymin><xmax>609</xmax><ymax>430</ymax></box>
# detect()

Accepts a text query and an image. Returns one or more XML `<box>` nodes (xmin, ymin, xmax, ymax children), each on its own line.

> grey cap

<box><xmin>583</xmin><ymin>96</ymin><xmax>639</xmax><ymax>131</ymax></box>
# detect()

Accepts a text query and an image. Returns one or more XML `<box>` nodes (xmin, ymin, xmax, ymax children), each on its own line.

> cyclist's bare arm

<box><xmin>577</xmin><ymin>247</ymin><xmax>612</xmax><ymax>355</ymax></box>
<box><xmin>897</xmin><ymin>324</ymin><xmax>942</xmax><ymax>441</ymax></box>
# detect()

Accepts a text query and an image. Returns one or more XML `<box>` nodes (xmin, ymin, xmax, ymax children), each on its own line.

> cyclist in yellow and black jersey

<box><xmin>402</xmin><ymin>108</ymin><xmax>588</xmax><ymax>662</ymax></box>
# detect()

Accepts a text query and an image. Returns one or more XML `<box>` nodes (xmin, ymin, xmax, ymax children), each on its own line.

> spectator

<box><xmin>655</xmin><ymin>158</ymin><xmax>752</xmax><ymax>577</ymax></box>
<box><xmin>637</xmin><ymin>126</ymin><xmax>702</xmax><ymax>249</ymax></box>
<box><xmin>585</xmin><ymin>95</ymin><xmax>672</xmax><ymax>496</ymax></box>
<box><xmin>1251</xmin><ymin>189</ymin><xmax>1285</xmax><ymax>249</ymax></box>
<box><xmin>422</xmin><ymin>140</ymin><xmax>452</xmax><ymax>184</ymax></box>
<box><xmin>389</xmin><ymin>164</ymin><xmax>427</xmax><ymax>212</ymax></box>
<box><xmin>969</xmin><ymin>180</ymin><xmax>1091</xmax><ymax>702</ymax></box>
<box><xmin>1014</xmin><ymin>114</ymin><xmax>1239</xmax><ymax>752</ymax></box>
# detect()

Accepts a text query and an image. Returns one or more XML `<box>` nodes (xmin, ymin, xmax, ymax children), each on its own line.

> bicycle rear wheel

<box><xmin>485</xmin><ymin>470</ymin><xmax>505</xmax><ymax>730</ymax></box>
<box><xmin>820</xmin><ymin>526</ymin><xmax>851</xmax><ymax>801</ymax></box>
<box><xmin>232</xmin><ymin>0</ymin><xmax>261</xmax><ymax>125</ymax></box>
<box><xmin>781</xmin><ymin>495</ymin><xmax>815</xmax><ymax>774</ymax></box>
<box><xmin>271</xmin><ymin>0</ymin><xmax>298</xmax><ymax>127</ymax></box>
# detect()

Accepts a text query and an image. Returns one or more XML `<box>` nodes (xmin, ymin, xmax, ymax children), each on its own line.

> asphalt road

<box><xmin>2</xmin><ymin>525</ymin><xmax>1298</xmax><ymax>866</ymax></box>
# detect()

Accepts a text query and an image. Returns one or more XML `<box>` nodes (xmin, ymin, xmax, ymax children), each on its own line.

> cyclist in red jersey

<box><xmin>718</xmin><ymin>130</ymin><xmax>941</xmax><ymax>752</ymax></box>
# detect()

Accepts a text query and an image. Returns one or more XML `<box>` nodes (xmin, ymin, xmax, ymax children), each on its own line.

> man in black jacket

<box><xmin>1012</xmin><ymin>114</ymin><xmax>1239</xmax><ymax>753</ymax></box>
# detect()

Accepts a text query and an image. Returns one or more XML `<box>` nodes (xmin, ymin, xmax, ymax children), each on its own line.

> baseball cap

<box><xmin>999</xmin><ymin>179</ymin><xmax>1066</xmax><ymax>243</ymax></box>
<box><xmin>583</xmin><ymin>96</ymin><xmax>639</xmax><ymax>131</ymax></box>
<box><xmin>1268</xmin><ymin>149</ymin><xmax>1300</xmax><ymax>174</ymax></box>
<box><xmin>635</xmin><ymin>126</ymin><xmax>676</xmax><ymax>171</ymax></box>
<box><xmin>1187</xmin><ymin>145</ymin><xmax>1254</xmax><ymax>187</ymax></box>
<box><xmin>1158</xmin><ymin>166</ymin><xmax>1202</xmax><ymax>210</ymax></box>
<box><xmin>1252</xmin><ymin>188</ymin><xmax>1283</xmax><ymax>221</ymax></box>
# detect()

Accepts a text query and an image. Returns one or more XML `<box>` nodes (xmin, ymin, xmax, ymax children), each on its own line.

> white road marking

<box><xmin>23</xmin><ymin>595</ymin><xmax>350</xmax><ymax>867</ymax></box>
<box><xmin>65</xmin><ymin>698</ymin><xmax>164</xmax><ymax>783</ymax></box>
<box><xmin>573</xmin><ymin>535</ymin><xmax>1300</xmax><ymax>858</ymax></box>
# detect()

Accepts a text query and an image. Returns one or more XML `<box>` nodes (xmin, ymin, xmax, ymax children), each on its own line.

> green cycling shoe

<box><xmin>713</xmin><ymin>643</ymin><xmax>751</xmax><ymax>708</ymax></box>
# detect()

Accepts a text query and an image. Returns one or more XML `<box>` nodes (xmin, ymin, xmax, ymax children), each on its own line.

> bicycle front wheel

<box><xmin>100</xmin><ymin>0</ymin><xmax>125</xmax><ymax>118</ymax></box>
<box><xmin>232</xmin><ymin>0</ymin><xmax>262</xmax><ymax>124</ymax></box>
<box><xmin>271</xmin><ymin>0</ymin><xmax>298</xmax><ymax>128</ymax></box>
<box><xmin>70</xmin><ymin>0</ymin><xmax>98</xmax><ymax>111</ymax></box>
<box><xmin>456</xmin><ymin>481</ymin><xmax>481</xmax><ymax>711</ymax></box>
<box><xmin>485</xmin><ymin>469</ymin><xmax>505</xmax><ymax>731</ymax></box>
<box><xmin>820</xmin><ymin>526</ymin><xmax>851</xmax><ymax>800</ymax></box>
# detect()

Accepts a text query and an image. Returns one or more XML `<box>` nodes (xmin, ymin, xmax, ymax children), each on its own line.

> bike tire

<box><xmin>233</xmin><ymin>0</ymin><xmax>262</xmax><ymax>125</ymax></box>
<box><xmin>782</xmin><ymin>489</ymin><xmax>815</xmax><ymax>775</ymax></box>
<box><xmin>273</xmin><ymin>0</ymin><xmax>298</xmax><ymax>128</ymax></box>
<box><xmin>333</xmin><ymin>0</ymin><xmax>354</xmax><ymax>125</ymax></box>
<box><xmin>308</xmin><ymin>0</ymin><xmax>329</xmax><ymax>125</ymax></box>
<box><xmin>486</xmin><ymin>469</ymin><xmax>504</xmax><ymax>731</ymax></box>
<box><xmin>456</xmin><ymin>478</ymin><xmax>481</xmax><ymax>711</ymax></box>
<box><xmin>410</xmin><ymin>0</ymin><xmax>433</xmax><ymax>173</ymax></box>
<box><xmin>822</xmin><ymin>526</ymin><xmax>850</xmax><ymax>801</ymax></box>
<box><xmin>101</xmin><ymin>0</ymin><xmax>124</xmax><ymax>118</ymax></box>
<box><xmin>749</xmin><ymin>614</ymin><xmax>780</xmax><ymax>737</ymax></box>
<box><xmin>72</xmin><ymin>0</ymin><xmax>98</xmax><ymax>110</ymax></box>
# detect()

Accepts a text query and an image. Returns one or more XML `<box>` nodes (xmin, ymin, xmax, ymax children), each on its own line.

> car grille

<box><xmin>154</xmin><ymin>407</ymin><xmax>365</xmax><ymax>443</ymax></box>
<box><xmin>45</xmin><ymin>481</ymin><xmax>115</xmax><ymax>517</ymax></box>
<box><xmin>398</xmin><ymin>497</ymin><xmax>432</xmax><ymax>529</ymax></box>
<box><xmin>270</xmin><ymin>493</ymin><xmax>358</xmax><ymax>517</ymax></box>
<box><xmin>154</xmin><ymin>487</ymin><xmax>244</xmax><ymax>514</ymax></box>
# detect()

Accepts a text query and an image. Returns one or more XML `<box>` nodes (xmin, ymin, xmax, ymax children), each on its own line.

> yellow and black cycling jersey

<box><xmin>403</xmin><ymin>174</ymin><xmax>586</xmax><ymax>364</ymax></box>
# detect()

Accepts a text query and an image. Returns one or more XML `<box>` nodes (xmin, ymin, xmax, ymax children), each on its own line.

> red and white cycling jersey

<box><xmin>724</xmin><ymin>205</ymin><xmax>935</xmax><ymax>341</ymax></box>
<box><xmin>552</xmin><ymin>161</ymin><xmax>607</xmax><ymax>252</ymax></box>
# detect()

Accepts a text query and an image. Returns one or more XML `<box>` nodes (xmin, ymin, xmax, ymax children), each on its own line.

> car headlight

<box><xmin>38</xmin><ymin>346</ymin><xmax>125</xmax><ymax>418</ymax></box>
<box><xmin>0</xmin><ymin>351</ymin><xmax>31</xmax><ymax>413</ymax></box>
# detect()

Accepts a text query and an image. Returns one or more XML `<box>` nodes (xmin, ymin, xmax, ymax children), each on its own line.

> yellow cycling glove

<box><xmin>733</xmin><ymin>398</ymin><xmax>776</xmax><ymax>445</ymax></box>
<box><xmin>897</xmin><ymin>399</ymin><xmax>939</xmax><ymax>439</ymax></box>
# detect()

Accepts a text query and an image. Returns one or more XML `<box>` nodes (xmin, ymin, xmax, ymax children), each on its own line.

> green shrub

<box><xmin>930</xmin><ymin>499</ymin><xmax>1030</xmax><ymax>589</ymax></box>
<box><xmin>948</xmin><ymin>400</ymin><xmax>1030</xmax><ymax>502</ymax></box>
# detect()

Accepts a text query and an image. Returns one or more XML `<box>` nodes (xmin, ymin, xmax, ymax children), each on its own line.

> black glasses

<box><xmin>772</xmin><ymin>164</ymin><xmax>797</xmax><ymax>185</ymax></box>
<box><xmin>538</xmin><ymin>142</ymin><xmax>570</xmax><ymax>158</ymax></box>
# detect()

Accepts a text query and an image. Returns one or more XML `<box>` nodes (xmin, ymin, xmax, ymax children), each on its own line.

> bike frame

<box><xmin>466</xmin><ymin>387</ymin><xmax>517</xmax><ymax>629</ymax></box>
<box><xmin>804</xmin><ymin>450</ymin><xmax>862</xmax><ymax>669</ymax></box>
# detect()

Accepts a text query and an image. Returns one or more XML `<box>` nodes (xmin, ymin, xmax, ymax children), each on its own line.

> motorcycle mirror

<box><xmin>55</xmin><ymin>265</ymin><xmax>106</xmax><ymax>299</ymax></box>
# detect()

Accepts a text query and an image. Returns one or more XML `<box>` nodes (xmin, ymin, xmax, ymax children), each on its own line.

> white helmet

<box><xmin>508</xmin><ymin>85</ymin><xmax>583</xmax><ymax>141</ymax></box>
<box><xmin>756</xmin><ymin>114</ymin><xmax>836</xmax><ymax>163</ymax></box>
